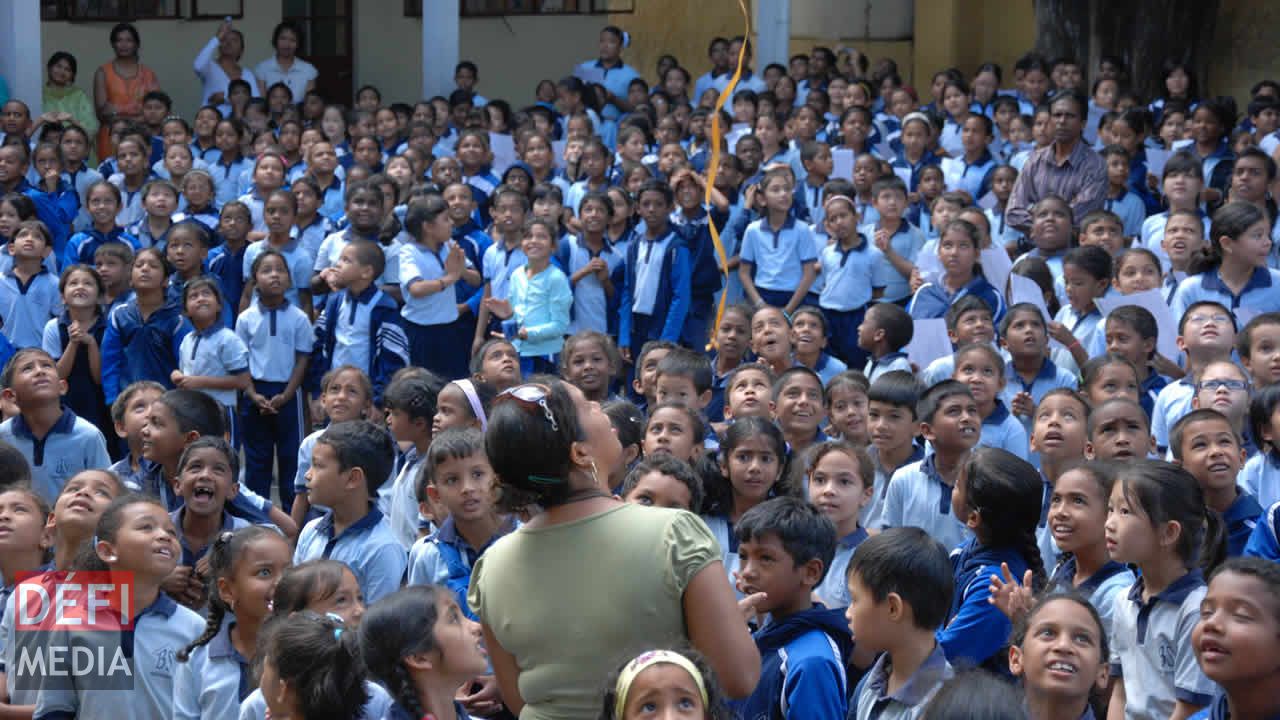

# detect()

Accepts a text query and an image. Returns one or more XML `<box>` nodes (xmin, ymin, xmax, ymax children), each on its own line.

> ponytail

<box><xmin>962</xmin><ymin>448</ymin><xmax>1047</xmax><ymax>591</ymax></box>
<box><xmin>1191</xmin><ymin>201</ymin><xmax>1266</xmax><ymax>276</ymax></box>
<box><xmin>259</xmin><ymin>612</ymin><xmax>369</xmax><ymax>720</ymax></box>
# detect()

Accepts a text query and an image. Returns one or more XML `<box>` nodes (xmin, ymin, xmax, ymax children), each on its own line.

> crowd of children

<box><xmin>0</xmin><ymin>21</ymin><xmax>1278</xmax><ymax>720</ymax></box>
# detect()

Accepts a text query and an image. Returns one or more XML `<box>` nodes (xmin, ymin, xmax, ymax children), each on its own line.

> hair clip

<box><xmin>527</xmin><ymin>474</ymin><xmax>563</xmax><ymax>486</ymax></box>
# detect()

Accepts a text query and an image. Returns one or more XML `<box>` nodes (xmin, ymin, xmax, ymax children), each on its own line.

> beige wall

<box><xmin>1210</xmin><ymin>0</ymin><xmax>1280</xmax><ymax>105</ymax></box>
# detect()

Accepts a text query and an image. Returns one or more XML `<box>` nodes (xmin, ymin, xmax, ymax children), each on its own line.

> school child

<box><xmin>745</xmin><ymin>305</ymin><xmax>791</xmax><ymax>378</ymax></box>
<box><xmin>163</xmin><ymin>437</ymin><xmax>252</xmax><ymax>594</ymax></box>
<box><xmin>909</xmin><ymin>219</ymin><xmax>1006</xmax><ymax>324</ymax></box>
<box><xmin>432</xmin><ymin>378</ymin><xmax>493</xmax><ymax>436</ymax></box>
<box><xmin>804</xmin><ymin>441</ymin><xmax>873</xmax><ymax>609</ymax></box>
<box><xmin>986</xmin><ymin>165</ymin><xmax>1025</xmax><ymax>253</ymax></box>
<box><xmin>485</xmin><ymin>217</ymin><xmax>571</xmax><ymax>375</ymax></box>
<box><xmin>286</xmin><ymin>177</ymin><xmax>331</xmax><ymax>261</ymax></box>
<box><xmin>857</xmin><ymin>303</ymin><xmax>914</xmax><ymax>383</ymax></box>
<box><xmin>1007</xmin><ymin>593</ymin><xmax>1112</xmax><ymax>720</ymax></box>
<box><xmin>241</xmin><ymin>190</ymin><xmax>312</xmax><ymax>313</ymax></box>
<box><xmin>718</xmin><ymin>364</ymin><xmax>777</xmax><ymax>431</ymax></box>
<box><xmin>669</xmin><ymin>171</ymin><xmax>728</xmax><ymax>347</ymax></box>
<box><xmin>1155</xmin><ymin>210</ymin><xmax>1209</xmax><ymax>301</ymax></box>
<box><xmin>1238</xmin><ymin>311</ymin><xmax>1280</xmax><ymax>387</ymax></box>
<box><xmin>57</xmin><ymin>126</ymin><xmax>104</xmax><ymax>234</ymax></box>
<box><xmin>774</xmin><ymin>366</ymin><xmax>829</xmax><ymax>459</ymax></box>
<box><xmin>309</xmin><ymin>240</ymin><xmax>408</xmax><ymax>406</ymax></box>
<box><xmin>208</xmin><ymin>119</ymin><xmax>250</xmax><ymax>209</ymax></box>
<box><xmin>34</xmin><ymin>268</ymin><xmax>106</xmax><ymax>442</ymax></box>
<box><xmin>784</xmin><ymin>307</ymin><xmax>844</xmax><ymax>386</ymax></box>
<box><xmin>618</xmin><ymin>454</ymin><xmax>703</xmax><ymax>512</ymax></box>
<box><xmin>859</xmin><ymin>177</ymin><xmax>923</xmax><ymax>304</ymax></box>
<box><xmin>1170</xmin><ymin>408</ymin><xmax>1263</xmax><ymax>558</ymax></box>
<box><xmin>1187</xmin><ymin>558</ymin><xmax>1280</xmax><ymax>720</ymax></box>
<box><xmin>1047</xmin><ymin>245</ymin><xmax>1111</xmax><ymax>374</ymax></box>
<box><xmin>1105</xmin><ymin>460</ymin><xmax>1223</xmax><ymax>720</ymax></box>
<box><xmin>878</xmin><ymin>380</ymin><xmax>980</xmax><ymax>551</ymax></box>
<box><xmin>816</xmin><ymin>195</ymin><xmax>883</xmax><ymax>369</ymax></box>
<box><xmin>0</xmin><ymin>221</ymin><xmax>60</xmax><ymax>350</ymax></box>
<box><xmin>1153</xmin><ymin>300</ymin><xmax>1237</xmax><ymax>453</ymax></box>
<box><xmin>892</xmin><ymin>112</ymin><xmax>941</xmax><ymax>194</ymax></box>
<box><xmin>823</xmin><ymin>371</ymin><xmax>868</xmax><ymax>446</ymax></box>
<box><xmin>601</xmin><ymin>647</ymin><xmax>729</xmax><ymax>720</ymax></box>
<box><xmin>170</xmin><ymin>278</ymin><xmax>249</xmax><ymax>441</ymax></box>
<box><xmin>554</xmin><ymin>191</ymin><xmax>622</xmax><ymax>336</ymax></box>
<box><xmin>644</xmin><ymin>403</ymin><xmax>706</xmax><ymax>467</ymax></box>
<box><xmin>381</xmin><ymin>373</ymin><xmax>442</xmax><ymax>549</ymax></box>
<box><xmin>106</xmin><ymin>380</ymin><xmax>163</xmax><ymax>484</ymax></box>
<box><xmin>1173</xmin><ymin>201</ymin><xmax>1280</xmax><ymax>319</ymax></box>
<box><xmin>736</xmin><ymin>170</ymin><xmax>819</xmax><ymax>313</ymax></box>
<box><xmin>107</xmin><ymin>136</ymin><xmax>154</xmax><ymax>229</ymax></box>
<box><xmin>237</xmin><ymin>249</ymin><xmax>312</xmax><ymax>510</ymax></box>
<box><xmin>100</xmin><ymin>247</ymin><xmax>189</xmax><ymax>404</ymax></box>
<box><xmin>469</xmin><ymin>186</ymin><xmax>529</xmax><ymax>351</ymax></box>
<box><xmin>955</xmin><ymin>344</ymin><xmax>1029</xmax><ymax>457</ymax></box>
<box><xmin>1143</xmin><ymin>153</ymin><xmax>1209</xmax><ymax>268</ymax></box>
<box><xmin>707</xmin><ymin>305</ymin><xmax>751</xmax><ymax>424</ymax></box>
<box><xmin>295</xmin><ymin>420</ymin><xmax>406</xmax><ymax>603</ymax></box>
<box><xmin>701</xmin><ymin>416</ymin><xmax>789</xmax><ymax>582</ymax></box>
<box><xmin>1079</xmin><ymin>356</ymin><xmax>1142</xmax><ymax>418</ymax></box>
<box><xmin>619</xmin><ymin>182</ymin><xmax>691</xmax><ymax>363</ymax></box>
<box><xmin>558</xmin><ymin>330</ymin><xmax>619</xmax><ymax>404</ymax></box>
<box><xmin>918</xmin><ymin>297</ymin><xmax>993</xmax><ymax>387</ymax></box>
<box><xmin>0</xmin><ymin>143</ymin><xmax>75</xmax><ymax>254</ymax></box>
<box><xmin>0</xmin><ymin>484</ymin><xmax>52</xmax><ymax>603</ymax></box>
<box><xmin>289</xmin><ymin>365</ymin><xmax>374</xmax><ymax>530</ymax></box>
<box><xmin>0</xmin><ymin>346</ymin><xmax>110</xmax><ymax>502</ymax></box>
<box><xmin>1244</xmin><ymin>384</ymin><xmax>1280</xmax><ymax>511</ymax></box>
<box><xmin>1096</xmin><ymin>147</ymin><xmax>1146</xmax><ymax>240</ymax></box>
<box><xmin>255</xmin><ymin>612</ymin><xmax>372</xmax><ymax>720</ymax></box>
<box><xmin>845</xmin><ymin>527</ymin><xmax>956</xmax><ymax>719</ymax></box>
<box><xmin>394</xmin><ymin>194</ymin><xmax>469</xmax><ymax>381</ymax></box>
<box><xmin>469</xmin><ymin>337</ymin><xmax>521</xmax><ymax>392</ymax></box>
<box><xmin>1109</xmin><ymin>248</ymin><xmax>1166</xmax><ymax>307</ymax></box>
<box><xmin>313</xmin><ymin>182</ymin><xmax>396</xmax><ymax>293</ymax></box>
<box><xmin>999</xmin><ymin>303</ymin><xmax>1079</xmax><ymax>422</ymax></box>
<box><xmin>1190</xmin><ymin>360</ymin><xmax>1255</xmax><ymax>450</ymax></box>
<box><xmin>939</xmin><ymin>447</ymin><xmax>1046</xmax><ymax>670</ymax></box>
<box><xmin>857</xmin><ymin>371</ymin><xmax>923</xmax><ymax>526</ymax></box>
<box><xmin>795</xmin><ymin>141</ymin><xmax>834</xmax><ymax>226</ymax></box>
<box><xmin>127</xmin><ymin>180</ymin><xmax>176</xmax><ymax>253</ymax></box>
<box><xmin>174</xmin><ymin>170</ymin><xmax>219</xmax><ymax>231</ymax></box>
<box><xmin>27</xmin><ymin>495</ymin><xmax>205</xmax><ymax>719</ymax></box>
<box><xmin>63</xmin><ymin>181</ymin><xmax>137</xmax><ymax>268</ymax></box>
<box><xmin>1097</xmin><ymin>305</ymin><xmax>1170</xmax><ymax>417</ymax></box>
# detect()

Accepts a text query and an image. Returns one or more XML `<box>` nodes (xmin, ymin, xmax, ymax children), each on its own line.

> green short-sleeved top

<box><xmin>468</xmin><ymin>503</ymin><xmax>720</xmax><ymax>720</ymax></box>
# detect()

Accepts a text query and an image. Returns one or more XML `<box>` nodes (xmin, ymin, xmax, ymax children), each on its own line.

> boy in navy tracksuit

<box><xmin>310</xmin><ymin>240</ymin><xmax>409</xmax><ymax>405</ymax></box>
<box><xmin>669</xmin><ymin>170</ymin><xmax>728</xmax><ymax>348</ymax></box>
<box><xmin>619</xmin><ymin>181</ymin><xmax>691</xmax><ymax>359</ymax></box>
<box><xmin>733</xmin><ymin>497</ymin><xmax>852</xmax><ymax>720</ymax></box>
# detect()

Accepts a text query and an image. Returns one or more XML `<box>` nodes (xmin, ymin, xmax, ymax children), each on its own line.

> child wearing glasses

<box><xmin>1152</xmin><ymin>300</ymin><xmax>1237</xmax><ymax>454</ymax></box>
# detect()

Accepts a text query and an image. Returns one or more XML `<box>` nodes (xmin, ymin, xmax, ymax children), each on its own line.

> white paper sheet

<box><xmin>832</xmin><ymin>148</ymin><xmax>854</xmax><ymax>181</ymax></box>
<box><xmin>1096</xmin><ymin>288</ymin><xmax>1179</xmax><ymax>361</ymax></box>
<box><xmin>905</xmin><ymin>318</ymin><xmax>952</xmax><ymax>369</ymax></box>
<box><xmin>893</xmin><ymin>166</ymin><xmax>913</xmax><ymax>187</ymax></box>
<box><xmin>1145</xmin><ymin>148</ymin><xmax>1171</xmax><ymax>181</ymax></box>
<box><xmin>489</xmin><ymin>132</ymin><xmax>516</xmax><ymax>175</ymax></box>
<box><xmin>553</xmin><ymin>139</ymin><xmax>568</xmax><ymax>170</ymax></box>
<box><xmin>980</xmin><ymin>246</ymin><xmax>1013</xmax><ymax>300</ymax></box>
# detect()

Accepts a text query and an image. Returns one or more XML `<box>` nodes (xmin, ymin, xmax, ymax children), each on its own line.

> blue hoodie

<box><xmin>734</xmin><ymin>604</ymin><xmax>854</xmax><ymax>720</ymax></box>
<box><xmin>939</xmin><ymin>539</ymin><xmax>1029</xmax><ymax>673</ymax></box>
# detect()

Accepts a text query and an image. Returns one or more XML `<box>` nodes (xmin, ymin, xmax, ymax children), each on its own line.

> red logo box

<box><xmin>13</xmin><ymin>571</ymin><xmax>135</xmax><ymax>632</ymax></box>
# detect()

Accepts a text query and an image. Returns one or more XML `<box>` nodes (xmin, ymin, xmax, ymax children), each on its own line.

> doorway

<box><xmin>283</xmin><ymin>0</ymin><xmax>354</xmax><ymax>106</ymax></box>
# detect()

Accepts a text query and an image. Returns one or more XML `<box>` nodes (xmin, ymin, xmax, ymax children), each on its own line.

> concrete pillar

<box><xmin>422</xmin><ymin>1</ymin><xmax>460</xmax><ymax>100</ymax></box>
<box><xmin>755</xmin><ymin>0</ymin><xmax>791</xmax><ymax>71</ymax></box>
<box><xmin>0</xmin><ymin>0</ymin><xmax>43</xmax><ymax>114</ymax></box>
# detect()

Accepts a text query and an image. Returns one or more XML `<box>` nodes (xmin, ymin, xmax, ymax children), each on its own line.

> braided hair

<box><xmin>357</xmin><ymin>585</ymin><xmax>446</xmax><ymax>719</ymax></box>
<box><xmin>961</xmin><ymin>447</ymin><xmax>1047</xmax><ymax>592</ymax></box>
<box><xmin>178</xmin><ymin>525</ymin><xmax>284</xmax><ymax>662</ymax></box>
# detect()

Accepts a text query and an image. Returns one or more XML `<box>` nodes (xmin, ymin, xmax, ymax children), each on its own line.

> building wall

<box><xmin>1210</xmin><ymin>0</ymin><xmax>1280</xmax><ymax>104</ymax></box>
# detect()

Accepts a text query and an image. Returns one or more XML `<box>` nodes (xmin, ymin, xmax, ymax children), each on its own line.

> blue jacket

<box><xmin>207</xmin><ymin>242</ymin><xmax>250</xmax><ymax>322</ymax></box>
<box><xmin>12</xmin><ymin>177</ymin><xmax>77</xmax><ymax>260</ymax></box>
<box><xmin>734</xmin><ymin>605</ymin><xmax>853</xmax><ymax>720</ymax></box>
<box><xmin>63</xmin><ymin>227</ymin><xmax>140</xmax><ymax>268</ymax></box>
<box><xmin>618</xmin><ymin>231</ymin><xmax>691</xmax><ymax>348</ymax></box>
<box><xmin>669</xmin><ymin>208</ymin><xmax>728</xmax><ymax>300</ymax></box>
<box><xmin>101</xmin><ymin>297</ymin><xmax>191</xmax><ymax>403</ymax></box>
<box><xmin>310</xmin><ymin>286</ymin><xmax>410</xmax><ymax>404</ymax></box>
<box><xmin>939</xmin><ymin>540</ymin><xmax>1029</xmax><ymax>672</ymax></box>
<box><xmin>1244</xmin><ymin>500</ymin><xmax>1280</xmax><ymax>562</ymax></box>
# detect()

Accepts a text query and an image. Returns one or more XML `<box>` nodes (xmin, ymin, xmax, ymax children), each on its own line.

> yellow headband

<box><xmin>614</xmin><ymin>650</ymin><xmax>708</xmax><ymax>718</ymax></box>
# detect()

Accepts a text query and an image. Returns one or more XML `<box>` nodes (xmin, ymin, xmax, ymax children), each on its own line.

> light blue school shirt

<box><xmin>1142</xmin><ymin>209</ymin><xmax>1210</xmax><ymax>272</ymax></box>
<box><xmin>172</xmin><ymin>614</ymin><xmax>251</xmax><ymax>720</ymax></box>
<box><xmin>1105</xmin><ymin>189</ymin><xmax>1147</xmax><ymax>239</ymax></box>
<box><xmin>701</xmin><ymin>514</ymin><xmax>742</xmax><ymax>592</ymax></box>
<box><xmin>408</xmin><ymin>515</ymin><xmax>519</xmax><ymax>588</ymax></box>
<box><xmin>878</xmin><ymin>454</ymin><xmax>971</xmax><ymax>551</ymax></box>
<box><xmin>243</xmin><ymin>237</ymin><xmax>315</xmax><ymax>307</ymax></box>
<box><xmin>849</xmin><ymin>642</ymin><xmax>954</xmax><ymax>720</ymax></box>
<box><xmin>238</xmin><ymin>681</ymin><xmax>393</xmax><ymax>720</ymax></box>
<box><xmin>980</xmin><ymin>401</ymin><xmax>1028</xmax><ymax>457</ymax></box>
<box><xmin>107</xmin><ymin>173</ymin><xmax>149</xmax><ymax>228</ymax></box>
<box><xmin>1240</xmin><ymin>451</ymin><xmax>1280</xmax><ymax>508</ymax></box>
<box><xmin>863</xmin><ymin>444</ymin><xmax>925</xmax><ymax>530</ymax></box>
<box><xmin>942</xmin><ymin>150</ymin><xmax>997</xmax><ymax>201</ymax></box>
<box><xmin>178</xmin><ymin>325</ymin><xmax>249</xmax><ymax>408</ymax></box>
<box><xmin>294</xmin><ymin>506</ymin><xmax>408</xmax><ymax>604</ymax></box>
<box><xmin>295</xmin><ymin>216</ymin><xmax>334</xmax><ymax>260</ymax></box>
<box><xmin>565</xmin><ymin>178</ymin><xmax>611</xmax><ymax>216</ymax></box>
<box><xmin>807</xmin><ymin>353</ymin><xmax>848</xmax><ymax>387</ymax></box>
<box><xmin>398</xmin><ymin>240</ymin><xmax>461</xmax><ymax>326</ymax></box>
<box><xmin>562</xmin><ymin>235</ymin><xmax>625</xmax><ymax>334</ymax></box>
<box><xmin>313</xmin><ymin>229</ymin><xmax>400</xmax><ymax>288</ymax></box>
<box><xmin>985</xmin><ymin>206</ymin><xmax>1025</xmax><ymax>251</ymax></box>
<box><xmin>1171</xmin><ymin>266</ymin><xmax>1280</xmax><ymax>321</ymax></box>
<box><xmin>861</xmin><ymin>220</ymin><xmax>925</xmax><ymax>302</ymax></box>
<box><xmin>865</xmin><ymin>352</ymin><xmax>913</xmax><ymax>384</ymax></box>
<box><xmin>0</xmin><ymin>269</ymin><xmax>61</xmax><ymax>349</ymax></box>
<box><xmin>1000</xmin><ymin>357</ymin><xmax>1079</xmax><ymax>409</ymax></box>
<box><xmin>819</xmin><ymin>234</ymin><xmax>886</xmax><ymax>311</ymax></box>
<box><xmin>631</xmin><ymin>231</ymin><xmax>673</xmax><ymax>316</ymax></box>
<box><xmin>482</xmin><ymin>240</ymin><xmax>527</xmax><ymax>302</ymax></box>
<box><xmin>1151</xmin><ymin>378</ymin><xmax>1196</xmax><ymax>452</ymax></box>
<box><xmin>573</xmin><ymin>59</ymin><xmax>641</xmax><ymax>120</ymax></box>
<box><xmin>31</xmin><ymin>593</ymin><xmax>205</xmax><ymax>720</ymax></box>
<box><xmin>0</xmin><ymin>408</ymin><xmax>111</xmax><ymax>504</ymax></box>
<box><xmin>63</xmin><ymin>166</ymin><xmax>105</xmax><ymax>233</ymax></box>
<box><xmin>1109</xmin><ymin>572</ymin><xmax>1216</xmax><ymax>720</ymax></box>
<box><xmin>813</xmin><ymin>527</ymin><xmax>868</xmax><ymax>609</ymax></box>
<box><xmin>234</xmin><ymin>298</ymin><xmax>313</xmax><ymax>383</ymax></box>
<box><xmin>1050</xmin><ymin>304</ymin><xmax>1103</xmax><ymax>376</ymax></box>
<box><xmin>508</xmin><ymin>263</ymin><xmax>572</xmax><ymax>358</ymax></box>
<box><xmin>739</xmin><ymin>216</ymin><xmax>818</xmax><ymax>292</ymax></box>
<box><xmin>212</xmin><ymin>156</ymin><xmax>253</xmax><ymax>206</ymax></box>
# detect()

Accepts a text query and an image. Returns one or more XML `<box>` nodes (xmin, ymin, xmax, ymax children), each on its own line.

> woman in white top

<box><xmin>254</xmin><ymin>21</ymin><xmax>318</xmax><ymax>101</ymax></box>
<box><xmin>193</xmin><ymin>19</ymin><xmax>259</xmax><ymax>108</ymax></box>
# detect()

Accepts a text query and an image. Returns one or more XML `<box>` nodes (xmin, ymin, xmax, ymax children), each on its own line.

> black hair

<box><xmin>922</xmin><ymin>671</ymin><xmax>1029</xmax><ymax>720</ymax></box>
<box><xmin>998</xmin><ymin>302</ymin><xmax>1047</xmax><ymax>338</ymax></box>
<box><xmin>359</xmin><ymin>585</ymin><xmax>458</xmax><ymax>718</ymax></box>
<box><xmin>772</xmin><ymin>366</ymin><xmax>823</xmax><ymax>401</ymax></box>
<box><xmin>469</xmin><ymin>337</ymin><xmax>517</xmax><ymax>376</ymax></box>
<box><xmin>599</xmin><ymin>646</ymin><xmax>732</xmax><ymax>720</ymax></box>
<box><xmin>317</xmin><ymin>420</ymin><xmax>395</xmax><ymax>499</ymax></box>
<box><xmin>646</xmin><ymin>401</ymin><xmax>706</xmax><ymax>449</ymax></box>
<box><xmin>1188</xmin><ymin>201</ymin><xmax>1268</xmax><ymax>276</ymax></box>
<box><xmin>1249</xmin><ymin>383</ymin><xmax>1280</xmax><ymax>457</ymax></box>
<box><xmin>383</xmin><ymin>372</ymin><xmax>444</xmax><ymax>424</ymax></box>
<box><xmin>1087</xmin><ymin>397</ymin><xmax>1150</xmax><ymax>439</ymax></box>
<box><xmin>485</xmin><ymin>379</ymin><xmax>586</xmax><ymax>512</ymax></box>
<box><xmin>1208</xmin><ymin>557</ymin><xmax>1280</xmax><ymax>623</ymax></box>
<box><xmin>866</xmin><ymin>370</ymin><xmax>923</xmax><ymax>418</ymax></box>
<box><xmin>71</xmin><ymin>493</ymin><xmax>169</xmax><ymax>571</ymax></box>
<box><xmin>1240</xmin><ymin>311</ymin><xmax>1280</xmax><ymax>358</ymax></box>
<box><xmin>1233</xmin><ymin>147</ymin><xmax>1278</xmax><ymax>181</ymax></box>
<box><xmin>945</xmin><ymin>294</ymin><xmax>994</xmax><ymax>332</ymax></box>
<box><xmin>1105</xmin><ymin>305</ymin><xmax>1158</xmax><ymax>360</ymax></box>
<box><xmin>917</xmin><ymin>379</ymin><xmax>974</xmax><ymax>425</ymax></box>
<box><xmin>176</xmin><ymin>435</ymin><xmax>240</xmax><ymax>490</ymax></box>
<box><xmin>953</xmin><ymin>343</ymin><xmax>1006</xmax><ymax>382</ymax></box>
<box><xmin>655</xmin><ymin>347</ymin><xmax>713</xmax><ymax>395</ymax></box>
<box><xmin>1117</xmin><ymin>459</ymin><xmax>1226</xmax><ymax>572</ymax></box>
<box><xmin>1013</xmin><ymin>591</ymin><xmax>1115</xmax><ymax>700</ymax></box>
<box><xmin>824</xmin><ymin>369</ymin><xmax>869</xmax><ymax>406</ymax></box>
<box><xmin>871</xmin><ymin>175</ymin><xmax>908</xmax><ymax>199</ymax></box>
<box><xmin>705</xmin><ymin>416</ymin><xmax>790</xmax><ymax>513</ymax></box>
<box><xmin>179</xmin><ymin>526</ymin><xmax>286</xmax><ymax>661</ymax></box>
<box><xmin>341</xmin><ymin>239</ymin><xmax>386</xmax><ymax>281</ymax></box>
<box><xmin>734</xmin><ymin>496</ymin><xmax>836</xmax><ymax>582</ymax></box>
<box><xmin>1063</xmin><ymin>244</ymin><xmax>1113</xmax><ymax>283</ymax></box>
<box><xmin>157</xmin><ymin>388</ymin><xmax>225</xmax><ymax>438</ymax></box>
<box><xmin>270</xmin><ymin>559</ymin><xmax>353</xmax><ymax>619</ymax></box>
<box><xmin>419</xmin><ymin>426</ymin><xmax>490</xmax><ymax>503</ymax></box>
<box><xmin>0</xmin><ymin>440</ymin><xmax>31</xmax><ymax>489</ymax></box>
<box><xmin>1080</xmin><ymin>353</ymin><xmax>1141</xmax><ymax>399</ymax></box>
<box><xmin>620</xmin><ymin>455</ymin><xmax>704</xmax><ymax>511</ymax></box>
<box><xmin>1169</xmin><ymin>408</ymin><xmax>1239</xmax><ymax>462</ymax></box>
<box><xmin>866</xmin><ymin>303</ymin><xmax>914</xmax><ymax>352</ymax></box>
<box><xmin>961</xmin><ymin>448</ymin><xmax>1047</xmax><ymax>589</ymax></box>
<box><xmin>0</xmin><ymin>348</ymin><xmax>56</xmax><ymax>393</ymax></box>
<box><xmin>259</xmin><ymin>612</ymin><xmax>369</xmax><ymax>720</ymax></box>
<box><xmin>603</xmin><ymin>399</ymin><xmax>645</xmax><ymax>453</ymax></box>
<box><xmin>846</xmin><ymin>527</ymin><xmax>953</xmax><ymax>629</ymax></box>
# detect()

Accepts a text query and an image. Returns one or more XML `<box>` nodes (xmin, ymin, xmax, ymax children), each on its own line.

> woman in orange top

<box><xmin>92</xmin><ymin>23</ymin><xmax>159</xmax><ymax>159</ymax></box>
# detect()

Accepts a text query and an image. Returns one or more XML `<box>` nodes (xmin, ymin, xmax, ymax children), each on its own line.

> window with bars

<box><xmin>404</xmin><ymin>0</ymin><xmax>632</xmax><ymax>17</ymax></box>
<box><xmin>41</xmin><ymin>0</ymin><xmax>181</xmax><ymax>20</ymax></box>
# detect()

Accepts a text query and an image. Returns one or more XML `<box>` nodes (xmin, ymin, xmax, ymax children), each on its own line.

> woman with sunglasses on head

<box><xmin>468</xmin><ymin>378</ymin><xmax>760</xmax><ymax>720</ymax></box>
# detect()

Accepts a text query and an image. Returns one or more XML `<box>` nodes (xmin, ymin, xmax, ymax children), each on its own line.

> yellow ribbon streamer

<box><xmin>704</xmin><ymin>0</ymin><xmax>751</xmax><ymax>351</ymax></box>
